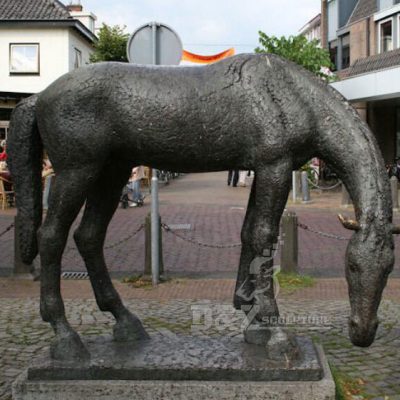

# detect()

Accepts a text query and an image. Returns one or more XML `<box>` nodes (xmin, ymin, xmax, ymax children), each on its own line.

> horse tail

<box><xmin>7</xmin><ymin>94</ymin><xmax>43</xmax><ymax>264</ymax></box>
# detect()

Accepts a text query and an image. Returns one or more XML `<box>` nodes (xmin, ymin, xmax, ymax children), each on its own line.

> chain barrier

<box><xmin>161</xmin><ymin>222</ymin><xmax>242</xmax><ymax>249</ymax></box>
<box><xmin>297</xmin><ymin>222</ymin><xmax>350</xmax><ymax>241</ymax></box>
<box><xmin>0</xmin><ymin>218</ymin><xmax>353</xmax><ymax>249</ymax></box>
<box><xmin>0</xmin><ymin>222</ymin><xmax>14</xmax><ymax>238</ymax></box>
<box><xmin>66</xmin><ymin>223</ymin><xmax>145</xmax><ymax>252</ymax></box>
<box><xmin>104</xmin><ymin>223</ymin><xmax>145</xmax><ymax>250</ymax></box>
<box><xmin>307</xmin><ymin>178</ymin><xmax>342</xmax><ymax>191</ymax></box>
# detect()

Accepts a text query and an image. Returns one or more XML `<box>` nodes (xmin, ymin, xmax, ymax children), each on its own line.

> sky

<box><xmin>79</xmin><ymin>0</ymin><xmax>321</xmax><ymax>57</ymax></box>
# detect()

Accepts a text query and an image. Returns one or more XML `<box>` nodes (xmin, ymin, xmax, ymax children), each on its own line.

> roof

<box><xmin>0</xmin><ymin>0</ymin><xmax>72</xmax><ymax>21</ymax></box>
<box><xmin>348</xmin><ymin>0</ymin><xmax>378</xmax><ymax>25</ymax></box>
<box><xmin>299</xmin><ymin>13</ymin><xmax>321</xmax><ymax>34</ymax></box>
<box><xmin>347</xmin><ymin>48</ymin><xmax>400</xmax><ymax>77</ymax></box>
<box><xmin>0</xmin><ymin>0</ymin><xmax>96</xmax><ymax>43</ymax></box>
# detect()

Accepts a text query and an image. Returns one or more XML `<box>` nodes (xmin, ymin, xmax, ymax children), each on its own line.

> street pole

<box><xmin>127</xmin><ymin>21</ymin><xmax>182</xmax><ymax>286</ymax></box>
<box><xmin>151</xmin><ymin>21</ymin><xmax>160</xmax><ymax>286</ymax></box>
<box><xmin>292</xmin><ymin>171</ymin><xmax>296</xmax><ymax>203</ymax></box>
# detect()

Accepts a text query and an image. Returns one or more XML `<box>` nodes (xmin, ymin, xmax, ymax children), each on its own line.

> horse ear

<box><xmin>392</xmin><ymin>226</ymin><xmax>400</xmax><ymax>235</ymax></box>
<box><xmin>338</xmin><ymin>214</ymin><xmax>360</xmax><ymax>231</ymax></box>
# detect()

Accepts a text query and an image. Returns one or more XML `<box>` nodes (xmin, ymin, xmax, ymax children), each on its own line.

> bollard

<box><xmin>292</xmin><ymin>171</ymin><xmax>302</xmax><ymax>203</ymax></box>
<box><xmin>341</xmin><ymin>185</ymin><xmax>352</xmax><ymax>208</ymax></box>
<box><xmin>151</xmin><ymin>173</ymin><xmax>160</xmax><ymax>286</ymax></box>
<box><xmin>301</xmin><ymin>171</ymin><xmax>311</xmax><ymax>203</ymax></box>
<box><xmin>13</xmin><ymin>216</ymin><xmax>34</xmax><ymax>277</ymax></box>
<box><xmin>144</xmin><ymin>213</ymin><xmax>164</xmax><ymax>280</ymax></box>
<box><xmin>280</xmin><ymin>211</ymin><xmax>298</xmax><ymax>273</ymax></box>
<box><xmin>391</xmin><ymin>176</ymin><xmax>399</xmax><ymax>211</ymax></box>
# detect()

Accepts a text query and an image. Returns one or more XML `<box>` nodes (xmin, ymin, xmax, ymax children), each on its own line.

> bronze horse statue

<box><xmin>8</xmin><ymin>54</ymin><xmax>396</xmax><ymax>361</ymax></box>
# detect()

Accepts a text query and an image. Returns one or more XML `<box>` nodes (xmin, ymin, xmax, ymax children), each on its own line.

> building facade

<box><xmin>321</xmin><ymin>0</ymin><xmax>400</xmax><ymax>163</ymax></box>
<box><xmin>299</xmin><ymin>14</ymin><xmax>322</xmax><ymax>42</ymax></box>
<box><xmin>0</xmin><ymin>0</ymin><xmax>97</xmax><ymax>142</ymax></box>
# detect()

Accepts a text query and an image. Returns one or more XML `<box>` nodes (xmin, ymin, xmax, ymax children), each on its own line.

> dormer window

<box><xmin>379</xmin><ymin>18</ymin><xmax>393</xmax><ymax>53</ymax></box>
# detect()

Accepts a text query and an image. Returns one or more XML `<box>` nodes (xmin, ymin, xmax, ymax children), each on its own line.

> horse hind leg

<box><xmin>39</xmin><ymin>166</ymin><xmax>99</xmax><ymax>362</ymax></box>
<box><xmin>74</xmin><ymin>163</ymin><xmax>149</xmax><ymax>342</ymax></box>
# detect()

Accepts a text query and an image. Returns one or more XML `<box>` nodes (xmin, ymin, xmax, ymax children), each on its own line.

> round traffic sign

<box><xmin>127</xmin><ymin>22</ymin><xmax>183</xmax><ymax>66</ymax></box>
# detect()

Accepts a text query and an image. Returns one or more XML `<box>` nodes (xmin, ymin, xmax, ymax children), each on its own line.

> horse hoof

<box><xmin>50</xmin><ymin>330</ymin><xmax>90</xmax><ymax>362</ymax></box>
<box><xmin>113</xmin><ymin>314</ymin><xmax>150</xmax><ymax>342</ymax></box>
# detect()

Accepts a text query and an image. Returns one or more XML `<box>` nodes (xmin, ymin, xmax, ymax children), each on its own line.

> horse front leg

<box><xmin>236</xmin><ymin>159</ymin><xmax>295</xmax><ymax>357</ymax></box>
<box><xmin>234</xmin><ymin>176</ymin><xmax>256</xmax><ymax>309</ymax></box>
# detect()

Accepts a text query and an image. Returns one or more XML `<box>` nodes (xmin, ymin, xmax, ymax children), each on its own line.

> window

<box><xmin>0</xmin><ymin>120</ymin><xmax>9</xmax><ymax>142</ymax></box>
<box><xmin>339</xmin><ymin>34</ymin><xmax>350</xmax><ymax>69</ymax></box>
<box><xmin>342</xmin><ymin>45</ymin><xmax>350</xmax><ymax>69</ymax></box>
<box><xmin>74</xmin><ymin>48</ymin><xmax>82</xmax><ymax>69</ymax></box>
<box><xmin>379</xmin><ymin>19</ymin><xmax>393</xmax><ymax>52</ymax></box>
<box><xmin>396</xmin><ymin>108</ymin><xmax>400</xmax><ymax>158</ymax></box>
<box><xmin>9</xmin><ymin>44</ymin><xmax>39</xmax><ymax>74</ymax></box>
<box><xmin>329</xmin><ymin>42</ymin><xmax>338</xmax><ymax>71</ymax></box>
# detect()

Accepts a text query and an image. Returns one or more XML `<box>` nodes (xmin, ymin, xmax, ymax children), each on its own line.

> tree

<box><xmin>90</xmin><ymin>24</ymin><xmax>129</xmax><ymax>63</ymax></box>
<box><xmin>255</xmin><ymin>32</ymin><xmax>334</xmax><ymax>80</ymax></box>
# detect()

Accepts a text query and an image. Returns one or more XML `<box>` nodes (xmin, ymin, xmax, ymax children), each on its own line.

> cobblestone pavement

<box><xmin>0</xmin><ymin>297</ymin><xmax>399</xmax><ymax>399</ymax></box>
<box><xmin>1</xmin><ymin>172</ymin><xmax>400</xmax><ymax>278</ymax></box>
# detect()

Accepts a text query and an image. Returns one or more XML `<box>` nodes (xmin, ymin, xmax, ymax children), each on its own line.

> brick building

<box><xmin>321</xmin><ymin>0</ymin><xmax>400</xmax><ymax>162</ymax></box>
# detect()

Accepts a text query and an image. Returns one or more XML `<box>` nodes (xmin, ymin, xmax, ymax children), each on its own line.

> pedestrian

<box><xmin>395</xmin><ymin>158</ymin><xmax>400</xmax><ymax>181</ymax></box>
<box><xmin>227</xmin><ymin>170</ymin><xmax>239</xmax><ymax>187</ymax></box>
<box><xmin>128</xmin><ymin>166</ymin><xmax>145</xmax><ymax>207</ymax></box>
<box><xmin>0</xmin><ymin>143</ymin><xmax>7</xmax><ymax>161</ymax></box>
<box><xmin>42</xmin><ymin>158</ymin><xmax>55</xmax><ymax>210</ymax></box>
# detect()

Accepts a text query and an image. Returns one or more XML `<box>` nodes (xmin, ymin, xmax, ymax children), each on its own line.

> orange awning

<box><xmin>182</xmin><ymin>48</ymin><xmax>235</xmax><ymax>64</ymax></box>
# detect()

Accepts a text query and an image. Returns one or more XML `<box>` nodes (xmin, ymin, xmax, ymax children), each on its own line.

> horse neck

<box><xmin>316</xmin><ymin>100</ymin><xmax>392</xmax><ymax>227</ymax></box>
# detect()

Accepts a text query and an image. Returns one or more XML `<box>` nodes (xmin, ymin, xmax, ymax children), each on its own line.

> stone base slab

<box><xmin>12</xmin><ymin>334</ymin><xmax>335</xmax><ymax>400</ymax></box>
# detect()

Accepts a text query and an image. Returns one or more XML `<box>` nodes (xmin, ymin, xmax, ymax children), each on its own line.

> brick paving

<box><xmin>0</xmin><ymin>172</ymin><xmax>400</xmax><ymax>399</ymax></box>
<box><xmin>0</xmin><ymin>294</ymin><xmax>399</xmax><ymax>399</ymax></box>
<box><xmin>0</xmin><ymin>172</ymin><xmax>399</xmax><ymax>278</ymax></box>
<box><xmin>1</xmin><ymin>277</ymin><xmax>400</xmax><ymax>302</ymax></box>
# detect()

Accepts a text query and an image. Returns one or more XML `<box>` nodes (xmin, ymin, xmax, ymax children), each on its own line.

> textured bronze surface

<box><xmin>7</xmin><ymin>54</ymin><xmax>394</xmax><ymax>360</ymax></box>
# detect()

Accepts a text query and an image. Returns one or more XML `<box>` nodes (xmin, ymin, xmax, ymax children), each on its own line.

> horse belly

<box><xmin>114</xmin><ymin>96</ymin><xmax>254</xmax><ymax>171</ymax></box>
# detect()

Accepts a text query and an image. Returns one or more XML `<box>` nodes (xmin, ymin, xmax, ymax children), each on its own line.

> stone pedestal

<box><xmin>13</xmin><ymin>334</ymin><xmax>335</xmax><ymax>400</ymax></box>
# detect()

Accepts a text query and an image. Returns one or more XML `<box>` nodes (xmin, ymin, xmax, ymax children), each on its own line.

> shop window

<box><xmin>379</xmin><ymin>19</ymin><xmax>393</xmax><ymax>53</ymax></box>
<box><xmin>9</xmin><ymin>43</ymin><xmax>40</xmax><ymax>74</ymax></box>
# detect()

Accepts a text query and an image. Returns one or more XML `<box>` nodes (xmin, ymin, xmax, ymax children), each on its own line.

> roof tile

<box><xmin>0</xmin><ymin>0</ymin><xmax>72</xmax><ymax>21</ymax></box>
<box><xmin>347</xmin><ymin>48</ymin><xmax>400</xmax><ymax>76</ymax></box>
<box><xmin>348</xmin><ymin>0</ymin><xmax>377</xmax><ymax>25</ymax></box>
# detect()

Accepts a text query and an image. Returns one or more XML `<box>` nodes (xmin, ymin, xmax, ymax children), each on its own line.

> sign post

<box><xmin>127</xmin><ymin>22</ymin><xmax>182</xmax><ymax>286</ymax></box>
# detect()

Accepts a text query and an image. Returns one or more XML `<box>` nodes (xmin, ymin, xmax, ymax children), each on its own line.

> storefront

<box><xmin>331</xmin><ymin>55</ymin><xmax>400</xmax><ymax>163</ymax></box>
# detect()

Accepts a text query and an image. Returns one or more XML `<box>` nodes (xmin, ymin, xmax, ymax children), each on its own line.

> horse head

<box><xmin>339</xmin><ymin>214</ymin><xmax>396</xmax><ymax>346</ymax></box>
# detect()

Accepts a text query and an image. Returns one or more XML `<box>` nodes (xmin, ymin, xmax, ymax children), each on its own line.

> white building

<box><xmin>0</xmin><ymin>0</ymin><xmax>97</xmax><ymax>141</ymax></box>
<box><xmin>299</xmin><ymin>14</ymin><xmax>322</xmax><ymax>42</ymax></box>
